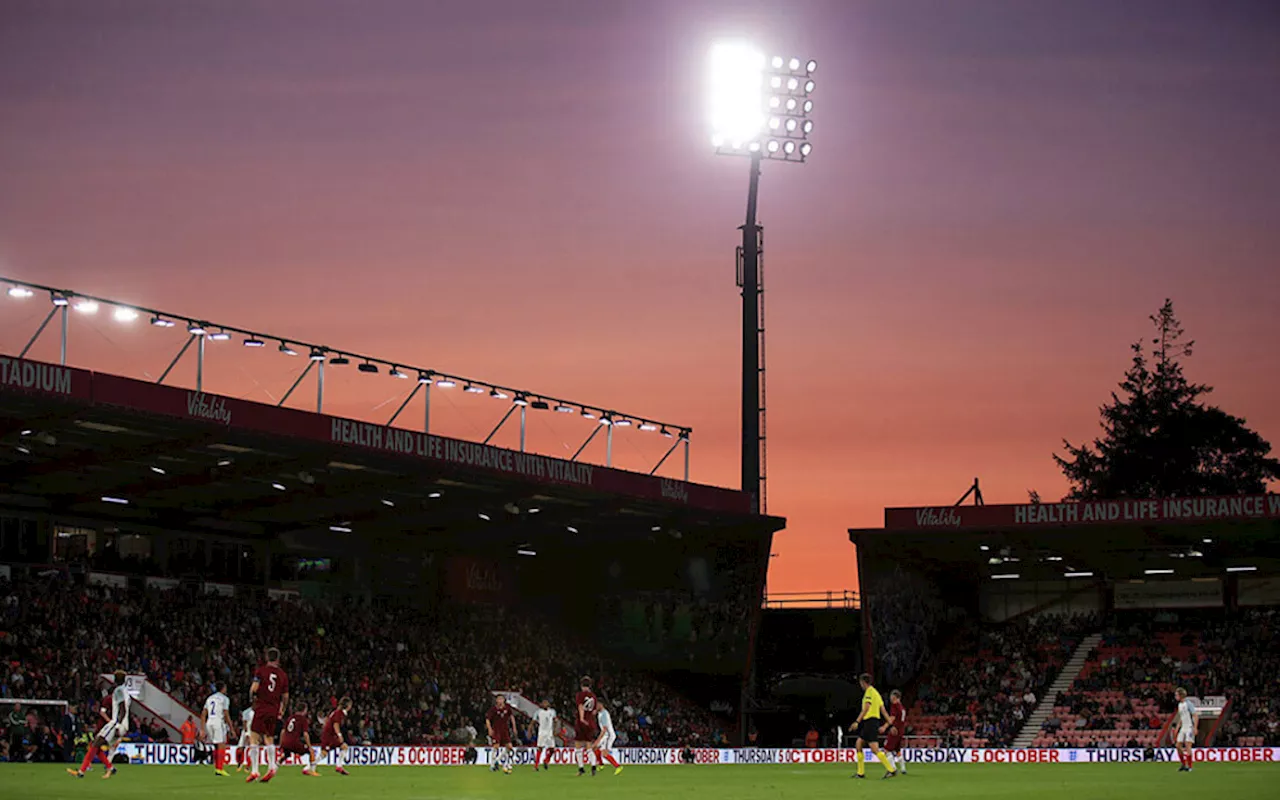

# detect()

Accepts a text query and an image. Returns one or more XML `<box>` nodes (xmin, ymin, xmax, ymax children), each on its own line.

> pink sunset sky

<box><xmin>1</xmin><ymin>0</ymin><xmax>1277</xmax><ymax>593</ymax></box>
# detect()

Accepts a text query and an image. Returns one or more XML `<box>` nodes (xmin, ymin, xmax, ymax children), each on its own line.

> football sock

<box><xmin>99</xmin><ymin>747</ymin><xmax>114</xmax><ymax>769</ymax></box>
<box><xmin>250</xmin><ymin>745</ymin><xmax>260</xmax><ymax>774</ymax></box>
<box><xmin>267</xmin><ymin>745</ymin><xmax>278</xmax><ymax>770</ymax></box>
<box><xmin>897</xmin><ymin>754</ymin><xmax>906</xmax><ymax>773</ymax></box>
<box><xmin>856</xmin><ymin>749</ymin><xmax>865</xmax><ymax>776</ymax></box>
<box><xmin>596</xmin><ymin>748</ymin><xmax>619</xmax><ymax>767</ymax></box>
<box><xmin>875</xmin><ymin>750</ymin><xmax>895</xmax><ymax>773</ymax></box>
<box><xmin>79</xmin><ymin>746</ymin><xmax>98</xmax><ymax>773</ymax></box>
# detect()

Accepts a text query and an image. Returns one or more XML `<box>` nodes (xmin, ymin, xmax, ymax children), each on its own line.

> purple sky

<box><xmin>2</xmin><ymin>0</ymin><xmax>1278</xmax><ymax>593</ymax></box>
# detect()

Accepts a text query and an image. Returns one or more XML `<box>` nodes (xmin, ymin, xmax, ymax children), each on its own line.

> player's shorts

<box><xmin>574</xmin><ymin>723</ymin><xmax>598</xmax><ymax>743</ymax></box>
<box><xmin>320</xmin><ymin>735</ymin><xmax>343</xmax><ymax>750</ymax></box>
<box><xmin>856</xmin><ymin>719</ymin><xmax>881</xmax><ymax>743</ymax></box>
<box><xmin>96</xmin><ymin>720</ymin><xmax>128</xmax><ymax>743</ymax></box>
<box><xmin>597</xmin><ymin>731</ymin><xmax>616</xmax><ymax>751</ymax></box>
<box><xmin>1176</xmin><ymin>728</ymin><xmax>1195</xmax><ymax>744</ymax></box>
<box><xmin>491</xmin><ymin>733</ymin><xmax>512</xmax><ymax>747</ymax></box>
<box><xmin>238</xmin><ymin>731</ymin><xmax>251</xmax><ymax>747</ymax></box>
<box><xmin>206</xmin><ymin>720</ymin><xmax>227</xmax><ymax>745</ymax></box>
<box><xmin>250</xmin><ymin>710</ymin><xmax>279</xmax><ymax>737</ymax></box>
<box><xmin>537</xmin><ymin>733</ymin><xmax>555</xmax><ymax>749</ymax></box>
<box><xmin>280</xmin><ymin>740</ymin><xmax>308</xmax><ymax>756</ymax></box>
<box><xmin>883</xmin><ymin>734</ymin><xmax>902</xmax><ymax>753</ymax></box>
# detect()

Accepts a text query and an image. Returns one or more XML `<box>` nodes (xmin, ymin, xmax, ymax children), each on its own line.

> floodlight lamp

<box><xmin>490</xmin><ymin>388</ymin><xmax>509</xmax><ymax>399</ymax></box>
<box><xmin>554</xmin><ymin>404</ymin><xmax>574</xmax><ymax>413</ymax></box>
<box><xmin>513</xmin><ymin>394</ymin><xmax>529</xmax><ymax>407</ymax></box>
<box><xmin>678</xmin><ymin>429</ymin><xmax>691</xmax><ymax>441</ymax></box>
<box><xmin>7</xmin><ymin>286</ymin><xmax>33</xmax><ymax>298</ymax></box>
<box><xmin>599</xmin><ymin>415</ymin><xmax>613</xmax><ymax>426</ymax></box>
<box><xmin>803</xmin><ymin>99</ymin><xmax>814</xmax><ymax>113</ymax></box>
<box><xmin>279</xmin><ymin>342</ymin><xmax>298</xmax><ymax>356</ymax></box>
<box><xmin>748</xmin><ymin>141</ymin><xmax>761</xmax><ymax>152</ymax></box>
<box><xmin>771</xmin><ymin>56</ymin><xmax>784</xmax><ymax>68</ymax></box>
<box><xmin>51</xmin><ymin>293</ymin><xmax>69</xmax><ymax>307</ymax></box>
<box><xmin>436</xmin><ymin>377</ymin><xmax>457</xmax><ymax>388</ymax></box>
<box><xmin>463</xmin><ymin>384</ymin><xmax>484</xmax><ymax>393</ymax></box>
<box><xmin>786</xmin><ymin>97</ymin><xmax>798</xmax><ymax>111</ymax></box>
<box><xmin>74</xmin><ymin>299</ymin><xmax>99</xmax><ymax>314</ymax></box>
<box><xmin>209</xmin><ymin>330</ymin><xmax>231</xmax><ymax>341</ymax></box>
<box><xmin>768</xmin><ymin>97</ymin><xmax>781</xmax><ymax>109</ymax></box>
<box><xmin>113</xmin><ymin>307</ymin><xmax>139</xmax><ymax>322</ymax></box>
<box><xmin>708</xmin><ymin>42</ymin><xmax>767</xmax><ymax>148</ymax></box>
<box><xmin>187</xmin><ymin>321</ymin><xmax>205</xmax><ymax>335</ymax></box>
<box><xmin>530</xmin><ymin>399</ymin><xmax>550</xmax><ymax>411</ymax></box>
<box><xmin>787</xmin><ymin>77</ymin><xmax>799</xmax><ymax>90</ymax></box>
<box><xmin>660</xmin><ymin>427</ymin><xmax>674</xmax><ymax>438</ymax></box>
<box><xmin>614</xmin><ymin>418</ymin><xmax>632</xmax><ymax>427</ymax></box>
<box><xmin>148</xmin><ymin>315</ymin><xmax>173</xmax><ymax>328</ymax></box>
<box><xmin>806</xmin><ymin>59</ymin><xmax>817</xmax><ymax>73</ymax></box>
<box><xmin>243</xmin><ymin>336</ymin><xmax>264</xmax><ymax>347</ymax></box>
<box><xmin>803</xmin><ymin>120</ymin><xmax>814</xmax><ymax>133</ymax></box>
<box><xmin>389</xmin><ymin>366</ymin><xmax>408</xmax><ymax>379</ymax></box>
<box><xmin>769</xmin><ymin>117</ymin><xmax>781</xmax><ymax>130</ymax></box>
<box><xmin>358</xmin><ymin>361</ymin><xmax>378</xmax><ymax>373</ymax></box>
<box><xmin>804</xmin><ymin>79</ymin><xmax>815</xmax><ymax>93</ymax></box>
<box><xmin>309</xmin><ymin>349</ymin><xmax>326</xmax><ymax>362</ymax></box>
<box><xmin>767</xmin><ymin>140</ymin><xmax>781</xmax><ymax>153</ymax></box>
<box><xmin>639</xmin><ymin>422</ymin><xmax>658</xmax><ymax>432</ymax></box>
<box><xmin>800</xmin><ymin>142</ymin><xmax>812</xmax><ymax>157</ymax></box>
<box><xmin>783</xmin><ymin>141</ymin><xmax>796</xmax><ymax>154</ymax></box>
<box><xmin>785</xmin><ymin>118</ymin><xmax>798</xmax><ymax>132</ymax></box>
<box><xmin>581</xmin><ymin>409</ymin><xmax>598</xmax><ymax>420</ymax></box>
<box><xmin>788</xmin><ymin>57</ymin><xmax>800</xmax><ymax>70</ymax></box>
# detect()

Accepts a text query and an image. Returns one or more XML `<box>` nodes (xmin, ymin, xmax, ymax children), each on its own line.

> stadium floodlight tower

<box><xmin>708</xmin><ymin>43</ymin><xmax>815</xmax><ymax>514</ymax></box>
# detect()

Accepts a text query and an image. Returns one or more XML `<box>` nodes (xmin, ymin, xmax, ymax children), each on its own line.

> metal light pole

<box><xmin>709</xmin><ymin>46</ymin><xmax>816</xmax><ymax>514</ymax></box>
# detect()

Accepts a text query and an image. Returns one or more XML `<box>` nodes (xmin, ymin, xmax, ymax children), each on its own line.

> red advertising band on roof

<box><xmin>0</xmin><ymin>354</ymin><xmax>752</xmax><ymax>515</ymax></box>
<box><xmin>885</xmin><ymin>494</ymin><xmax>1280</xmax><ymax>531</ymax></box>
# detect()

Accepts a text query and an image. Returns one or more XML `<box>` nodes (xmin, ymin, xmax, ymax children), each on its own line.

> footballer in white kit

<box><xmin>531</xmin><ymin>699</ymin><xmax>557</xmax><ymax>770</ymax></box>
<box><xmin>236</xmin><ymin>708</ymin><xmax>254</xmax><ymax>772</ymax></box>
<box><xmin>68</xmin><ymin>669</ymin><xmax>130</xmax><ymax>779</ymax></box>
<box><xmin>1173</xmin><ymin>687</ymin><xmax>1198</xmax><ymax>772</ymax></box>
<box><xmin>593</xmin><ymin>704</ymin><xmax>622</xmax><ymax>774</ymax></box>
<box><xmin>203</xmin><ymin>682</ymin><xmax>234</xmax><ymax>775</ymax></box>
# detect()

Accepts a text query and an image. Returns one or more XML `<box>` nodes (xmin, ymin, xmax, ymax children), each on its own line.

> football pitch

<box><xmin>1</xmin><ymin>762</ymin><xmax>1273</xmax><ymax>800</ymax></box>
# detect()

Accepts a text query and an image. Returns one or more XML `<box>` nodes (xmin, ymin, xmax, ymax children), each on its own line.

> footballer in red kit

<box><xmin>881</xmin><ymin>689</ymin><xmax>908</xmax><ymax>774</ymax></box>
<box><xmin>485</xmin><ymin>694</ymin><xmax>517</xmax><ymax>773</ymax></box>
<box><xmin>574</xmin><ymin>676</ymin><xmax>599</xmax><ymax>776</ymax></box>
<box><xmin>320</xmin><ymin>696</ymin><xmax>353</xmax><ymax>775</ymax></box>
<box><xmin>246</xmin><ymin>647</ymin><xmax>289</xmax><ymax>783</ymax></box>
<box><xmin>280</xmin><ymin>703</ymin><xmax>318</xmax><ymax>776</ymax></box>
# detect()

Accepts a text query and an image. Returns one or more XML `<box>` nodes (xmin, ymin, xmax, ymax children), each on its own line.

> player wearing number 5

<box><xmin>246</xmin><ymin>647</ymin><xmax>289</xmax><ymax>784</ymax></box>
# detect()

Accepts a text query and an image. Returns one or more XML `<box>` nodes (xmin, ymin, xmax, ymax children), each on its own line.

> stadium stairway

<box><xmin>1011</xmin><ymin>632</ymin><xmax>1102</xmax><ymax>748</ymax></box>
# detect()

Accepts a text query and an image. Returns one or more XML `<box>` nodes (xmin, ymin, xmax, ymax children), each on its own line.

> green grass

<box><xmin>1</xmin><ymin>762</ymin><xmax>1273</xmax><ymax>800</ymax></box>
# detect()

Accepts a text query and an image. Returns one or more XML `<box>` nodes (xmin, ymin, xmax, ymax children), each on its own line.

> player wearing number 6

<box><xmin>246</xmin><ymin>647</ymin><xmax>289</xmax><ymax>784</ymax></box>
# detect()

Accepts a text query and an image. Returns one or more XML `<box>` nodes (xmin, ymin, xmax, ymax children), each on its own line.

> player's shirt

<box><xmin>280</xmin><ymin>711</ymin><xmax>310</xmax><ymax>750</ymax></box>
<box><xmin>323</xmin><ymin>708</ymin><xmax>346</xmax><ymax>742</ymax></box>
<box><xmin>596</xmin><ymin>708</ymin><xmax>614</xmax><ymax>736</ymax></box>
<box><xmin>252</xmin><ymin>664</ymin><xmax>289</xmax><ymax>715</ymax></box>
<box><xmin>887</xmin><ymin>701</ymin><xmax>906</xmax><ymax>732</ymax></box>
<box><xmin>486</xmin><ymin>705</ymin><xmax>514</xmax><ymax>739</ymax></box>
<box><xmin>575</xmin><ymin>690</ymin><xmax>598</xmax><ymax>726</ymax></box>
<box><xmin>536</xmin><ymin>708</ymin><xmax>557</xmax><ymax>737</ymax></box>
<box><xmin>204</xmin><ymin>691</ymin><xmax>230</xmax><ymax>724</ymax></box>
<box><xmin>107</xmin><ymin>685</ymin><xmax>131</xmax><ymax>726</ymax></box>
<box><xmin>1178</xmin><ymin>698</ymin><xmax>1196</xmax><ymax>730</ymax></box>
<box><xmin>861</xmin><ymin>686</ymin><xmax>885</xmax><ymax>720</ymax></box>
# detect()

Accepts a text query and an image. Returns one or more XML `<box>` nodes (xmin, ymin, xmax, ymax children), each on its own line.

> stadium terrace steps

<box><xmin>1012</xmin><ymin>632</ymin><xmax>1102</xmax><ymax>748</ymax></box>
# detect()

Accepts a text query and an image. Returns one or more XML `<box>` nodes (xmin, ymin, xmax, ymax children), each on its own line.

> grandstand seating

<box><xmin>0</xmin><ymin>573</ymin><xmax>727</xmax><ymax>750</ymax></box>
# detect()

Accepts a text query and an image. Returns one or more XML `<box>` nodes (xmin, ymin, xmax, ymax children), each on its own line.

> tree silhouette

<box><xmin>1055</xmin><ymin>300</ymin><xmax>1280</xmax><ymax>499</ymax></box>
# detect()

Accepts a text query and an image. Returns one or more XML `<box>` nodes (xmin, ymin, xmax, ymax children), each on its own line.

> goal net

<box><xmin>0</xmin><ymin>698</ymin><xmax>72</xmax><ymax>764</ymax></box>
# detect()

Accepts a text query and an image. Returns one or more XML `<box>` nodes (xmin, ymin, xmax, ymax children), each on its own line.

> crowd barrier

<box><xmin>115</xmin><ymin>744</ymin><xmax>1279</xmax><ymax>766</ymax></box>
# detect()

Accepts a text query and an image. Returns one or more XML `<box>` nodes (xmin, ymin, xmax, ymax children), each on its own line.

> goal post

<box><xmin>0</xmin><ymin>698</ymin><xmax>74</xmax><ymax>764</ymax></box>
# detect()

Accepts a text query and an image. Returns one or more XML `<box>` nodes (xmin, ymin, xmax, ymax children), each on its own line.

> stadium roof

<box><xmin>1</xmin><ymin>355</ymin><xmax>783</xmax><ymax>548</ymax></box>
<box><xmin>849</xmin><ymin>495</ymin><xmax>1280</xmax><ymax>581</ymax></box>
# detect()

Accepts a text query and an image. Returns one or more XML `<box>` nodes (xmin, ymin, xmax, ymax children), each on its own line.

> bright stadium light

<box><xmin>74</xmin><ymin>299</ymin><xmax>99</xmax><ymax>314</ymax></box>
<box><xmin>708</xmin><ymin>42</ymin><xmax>767</xmax><ymax>148</ymax></box>
<box><xmin>7</xmin><ymin>286</ymin><xmax>33</xmax><ymax>298</ymax></box>
<box><xmin>113</xmin><ymin>306</ymin><xmax>139</xmax><ymax>322</ymax></box>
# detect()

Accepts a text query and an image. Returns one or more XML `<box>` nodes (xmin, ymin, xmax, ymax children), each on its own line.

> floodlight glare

<box><xmin>787</xmin><ymin>77</ymin><xmax>799</xmax><ymax>90</ymax></box>
<box><xmin>769</xmin><ymin>117</ymin><xmax>781</xmax><ymax>130</ymax></box>
<box><xmin>7</xmin><ymin>286</ymin><xmax>33</xmax><ymax>298</ymax></box>
<box><xmin>748</xmin><ymin>141</ymin><xmax>761</xmax><ymax>152</ymax></box>
<box><xmin>768</xmin><ymin>97</ymin><xmax>781</xmax><ymax>109</ymax></box>
<box><xmin>788</xmin><ymin>57</ymin><xmax>800</xmax><ymax>70</ymax></box>
<box><xmin>113</xmin><ymin>307</ymin><xmax>139</xmax><ymax>322</ymax></box>
<box><xmin>771</xmin><ymin>56</ymin><xmax>784</xmax><ymax>68</ymax></box>
<box><xmin>151</xmin><ymin>316</ymin><xmax>175</xmax><ymax>328</ymax></box>
<box><xmin>74</xmin><ymin>299</ymin><xmax>99</xmax><ymax>314</ymax></box>
<box><xmin>767</xmin><ymin>140</ymin><xmax>780</xmax><ymax>153</ymax></box>
<box><xmin>786</xmin><ymin>97</ymin><xmax>798</xmax><ymax>111</ymax></box>
<box><xmin>770</xmin><ymin>76</ymin><xmax>782</xmax><ymax>89</ymax></box>
<box><xmin>708</xmin><ymin>42</ymin><xmax>767</xmax><ymax>147</ymax></box>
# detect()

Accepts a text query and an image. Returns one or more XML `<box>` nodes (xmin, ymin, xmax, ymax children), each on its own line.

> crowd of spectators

<box><xmin>910</xmin><ymin>613</ymin><xmax>1097</xmax><ymax>747</ymax></box>
<box><xmin>865</xmin><ymin>566</ymin><xmax>956</xmax><ymax>686</ymax></box>
<box><xmin>0</xmin><ymin>572</ymin><xmax>728</xmax><ymax>752</ymax></box>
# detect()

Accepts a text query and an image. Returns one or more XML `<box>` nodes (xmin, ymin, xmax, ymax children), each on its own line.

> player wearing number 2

<box><xmin>246</xmin><ymin>647</ymin><xmax>289</xmax><ymax>784</ymax></box>
<box><xmin>202</xmin><ymin>682</ymin><xmax>234</xmax><ymax>776</ymax></box>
